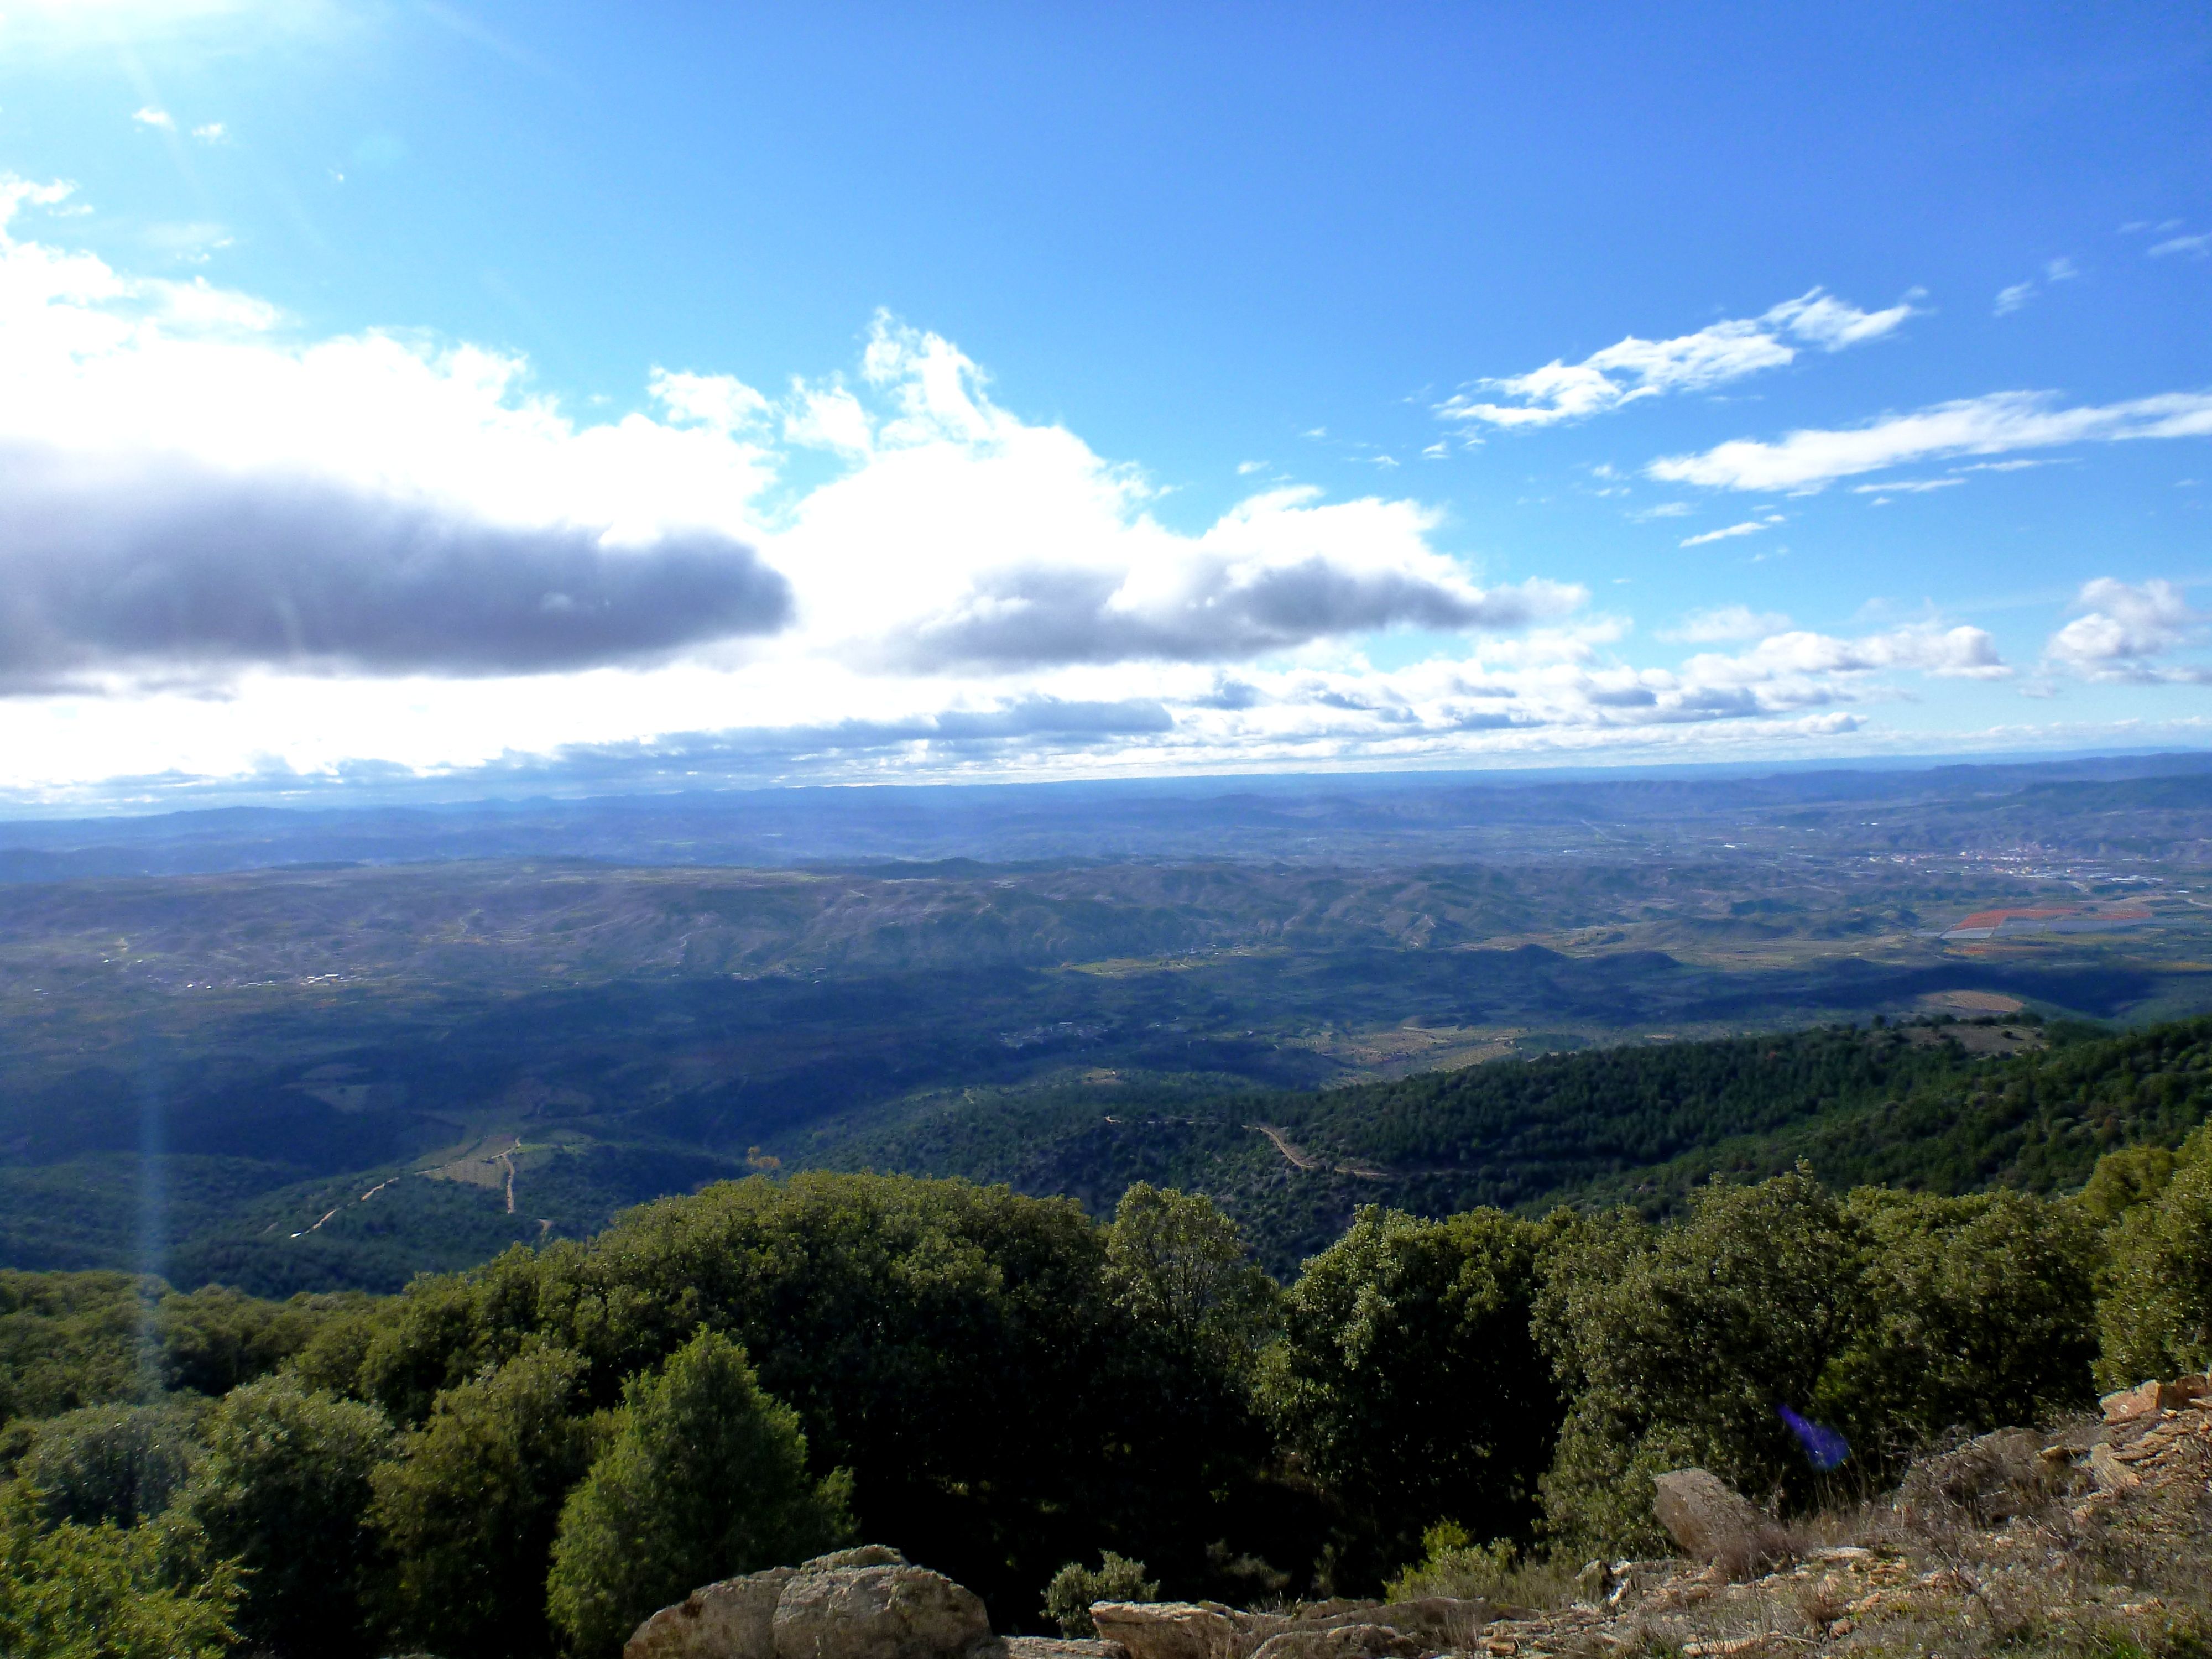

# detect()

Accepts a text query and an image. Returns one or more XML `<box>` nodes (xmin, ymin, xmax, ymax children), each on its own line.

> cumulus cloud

<box><xmin>1650</xmin><ymin>389</ymin><xmax>2212</xmax><ymax>493</ymax></box>
<box><xmin>1437</xmin><ymin>288</ymin><xmax>1917</xmax><ymax>429</ymax></box>
<box><xmin>0</xmin><ymin>448</ymin><xmax>791</xmax><ymax>686</ymax></box>
<box><xmin>132</xmin><ymin>106</ymin><xmax>176</xmax><ymax>131</ymax></box>
<box><xmin>874</xmin><ymin>481</ymin><xmax>1584</xmax><ymax>670</ymax></box>
<box><xmin>0</xmin><ymin>185</ymin><xmax>1569</xmax><ymax>704</ymax></box>
<box><xmin>0</xmin><ymin>179</ymin><xmax>2042</xmax><ymax>792</ymax></box>
<box><xmin>2043</xmin><ymin>578</ymin><xmax>2210</xmax><ymax>682</ymax></box>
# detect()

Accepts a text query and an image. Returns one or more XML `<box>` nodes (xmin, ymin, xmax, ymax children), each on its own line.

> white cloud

<box><xmin>1437</xmin><ymin>288</ymin><xmax>1918</xmax><ymax>429</ymax></box>
<box><xmin>1997</xmin><ymin>258</ymin><xmax>2081</xmax><ymax>314</ymax></box>
<box><xmin>144</xmin><ymin>221</ymin><xmax>233</xmax><ymax>263</ymax></box>
<box><xmin>1650</xmin><ymin>388</ymin><xmax>2212</xmax><ymax>493</ymax></box>
<box><xmin>0</xmin><ymin>185</ymin><xmax>2034</xmax><ymax>792</ymax></box>
<box><xmin>1658</xmin><ymin>604</ymin><xmax>1793</xmax><ymax>644</ymax></box>
<box><xmin>1631</xmin><ymin>501</ymin><xmax>1692</xmax><ymax>520</ymax></box>
<box><xmin>1236</xmin><ymin>459</ymin><xmax>1267</xmax><ymax>474</ymax></box>
<box><xmin>1679</xmin><ymin>520</ymin><xmax>1771</xmax><ymax>547</ymax></box>
<box><xmin>1685</xmin><ymin>623</ymin><xmax>2009</xmax><ymax>685</ymax></box>
<box><xmin>191</xmin><ymin>122</ymin><xmax>227</xmax><ymax>143</ymax></box>
<box><xmin>132</xmin><ymin>106</ymin><xmax>176</xmax><ymax>131</ymax></box>
<box><xmin>649</xmin><ymin>367</ymin><xmax>770</xmax><ymax>432</ymax></box>
<box><xmin>2151</xmin><ymin>232</ymin><xmax>2211</xmax><ymax>259</ymax></box>
<box><xmin>0</xmin><ymin>197</ymin><xmax>1572</xmax><ymax>684</ymax></box>
<box><xmin>1849</xmin><ymin>478</ymin><xmax>1961</xmax><ymax>494</ymax></box>
<box><xmin>2043</xmin><ymin>578</ymin><xmax>2210</xmax><ymax>683</ymax></box>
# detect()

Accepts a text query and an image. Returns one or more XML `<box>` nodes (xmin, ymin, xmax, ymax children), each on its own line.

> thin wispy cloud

<box><xmin>1437</xmin><ymin>288</ymin><xmax>1918</xmax><ymax>430</ymax></box>
<box><xmin>1650</xmin><ymin>389</ymin><xmax>2212</xmax><ymax>493</ymax></box>
<box><xmin>1680</xmin><ymin>520</ymin><xmax>1772</xmax><ymax>547</ymax></box>
<box><xmin>1658</xmin><ymin>604</ymin><xmax>1793</xmax><ymax>644</ymax></box>
<box><xmin>2151</xmin><ymin>232</ymin><xmax>2210</xmax><ymax>260</ymax></box>
<box><xmin>1996</xmin><ymin>257</ymin><xmax>2079</xmax><ymax>314</ymax></box>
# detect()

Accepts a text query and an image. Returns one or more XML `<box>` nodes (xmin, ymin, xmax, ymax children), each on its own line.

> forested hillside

<box><xmin>4</xmin><ymin>1108</ymin><xmax>2211</xmax><ymax>1659</ymax></box>
<box><xmin>818</xmin><ymin>1013</ymin><xmax>2212</xmax><ymax>1272</ymax></box>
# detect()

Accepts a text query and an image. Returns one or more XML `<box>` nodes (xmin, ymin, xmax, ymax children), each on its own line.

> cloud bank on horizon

<box><xmin>0</xmin><ymin>156</ymin><xmax>2206</xmax><ymax>802</ymax></box>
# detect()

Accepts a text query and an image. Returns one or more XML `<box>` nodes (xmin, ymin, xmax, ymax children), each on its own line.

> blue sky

<box><xmin>0</xmin><ymin>1</ymin><xmax>2208</xmax><ymax>804</ymax></box>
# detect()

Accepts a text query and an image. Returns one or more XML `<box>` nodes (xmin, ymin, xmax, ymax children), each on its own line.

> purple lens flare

<box><xmin>1777</xmin><ymin>1404</ymin><xmax>1850</xmax><ymax>1470</ymax></box>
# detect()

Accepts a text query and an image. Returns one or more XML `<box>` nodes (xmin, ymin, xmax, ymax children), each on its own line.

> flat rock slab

<box><xmin>2100</xmin><ymin>1375</ymin><xmax>2212</xmax><ymax>1424</ymax></box>
<box><xmin>1089</xmin><ymin>1603</ymin><xmax>1250</xmax><ymax>1659</ymax></box>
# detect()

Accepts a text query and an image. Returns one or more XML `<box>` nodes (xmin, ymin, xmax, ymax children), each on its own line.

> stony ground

<box><xmin>1098</xmin><ymin>1378</ymin><xmax>2212</xmax><ymax>1659</ymax></box>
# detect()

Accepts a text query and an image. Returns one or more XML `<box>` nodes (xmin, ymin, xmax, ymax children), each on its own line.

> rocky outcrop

<box><xmin>2085</xmin><ymin>1370</ymin><xmax>2212</xmax><ymax>1499</ymax></box>
<box><xmin>2099</xmin><ymin>1374</ymin><xmax>2211</xmax><ymax>1426</ymax></box>
<box><xmin>774</xmin><ymin>1560</ymin><xmax>992</xmax><ymax>1659</ymax></box>
<box><xmin>1087</xmin><ymin>1597</ymin><xmax>1494</xmax><ymax>1659</ymax></box>
<box><xmin>1652</xmin><ymin>1469</ymin><xmax>1783</xmax><ymax>1571</ymax></box>
<box><xmin>626</xmin><ymin>1568</ymin><xmax>798</xmax><ymax>1659</ymax></box>
<box><xmin>628</xmin><ymin>1548</ymin><xmax>993</xmax><ymax>1659</ymax></box>
<box><xmin>1244</xmin><ymin>1624</ymin><xmax>1421</xmax><ymax>1659</ymax></box>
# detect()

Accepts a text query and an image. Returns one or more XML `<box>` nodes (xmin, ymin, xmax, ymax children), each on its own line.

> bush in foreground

<box><xmin>1043</xmin><ymin>1551</ymin><xmax>1160</xmax><ymax>1637</ymax></box>
<box><xmin>546</xmin><ymin>1329</ymin><xmax>853</xmax><ymax>1658</ymax></box>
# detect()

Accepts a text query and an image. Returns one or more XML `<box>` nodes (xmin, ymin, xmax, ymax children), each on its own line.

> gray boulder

<box><xmin>1651</xmin><ymin>1469</ymin><xmax>1783</xmax><ymax>1573</ymax></box>
<box><xmin>774</xmin><ymin>1562</ymin><xmax>993</xmax><ymax>1659</ymax></box>
<box><xmin>625</xmin><ymin>1567</ymin><xmax>797</xmax><ymax>1659</ymax></box>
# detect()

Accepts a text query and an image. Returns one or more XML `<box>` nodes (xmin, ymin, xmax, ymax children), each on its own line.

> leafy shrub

<box><xmin>2098</xmin><ymin>1125</ymin><xmax>2212</xmax><ymax>1389</ymax></box>
<box><xmin>1265</xmin><ymin>1205</ymin><xmax>1561</xmax><ymax>1589</ymax></box>
<box><xmin>1824</xmin><ymin>1188</ymin><xmax>2100</xmax><ymax>1452</ymax></box>
<box><xmin>1535</xmin><ymin>1170</ymin><xmax>1863</xmax><ymax>1554</ymax></box>
<box><xmin>0</xmin><ymin>1271</ymin><xmax>157</xmax><ymax>1427</ymax></box>
<box><xmin>1383</xmin><ymin>1522</ymin><xmax>1574</xmax><ymax>1613</ymax></box>
<box><xmin>1043</xmin><ymin>1551</ymin><xmax>1160</xmax><ymax>1637</ymax></box>
<box><xmin>331</xmin><ymin>1171</ymin><xmax>1266</xmax><ymax>1616</ymax></box>
<box><xmin>0</xmin><ymin>1484</ymin><xmax>239</xmax><ymax>1659</ymax></box>
<box><xmin>153</xmin><ymin>1284</ymin><xmax>367</xmax><ymax>1396</ymax></box>
<box><xmin>19</xmin><ymin>1401</ymin><xmax>201</xmax><ymax>1530</ymax></box>
<box><xmin>178</xmin><ymin>1373</ymin><xmax>396</xmax><ymax>1657</ymax></box>
<box><xmin>1104</xmin><ymin>1183</ymin><xmax>1277</xmax><ymax>1369</ymax></box>
<box><xmin>371</xmin><ymin>1343</ymin><xmax>606</xmax><ymax>1659</ymax></box>
<box><xmin>546</xmin><ymin>1329</ymin><xmax>853</xmax><ymax>1659</ymax></box>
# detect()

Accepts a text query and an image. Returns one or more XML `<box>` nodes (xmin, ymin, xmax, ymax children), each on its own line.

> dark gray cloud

<box><xmin>884</xmin><ymin>559</ymin><xmax>1575</xmax><ymax>671</ymax></box>
<box><xmin>0</xmin><ymin>447</ymin><xmax>791</xmax><ymax>688</ymax></box>
<box><xmin>509</xmin><ymin>696</ymin><xmax>1177</xmax><ymax>782</ymax></box>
